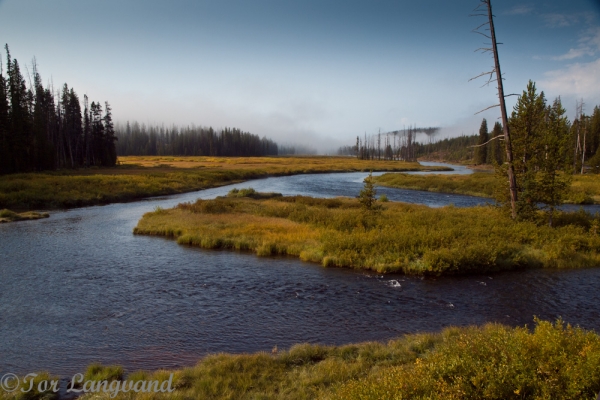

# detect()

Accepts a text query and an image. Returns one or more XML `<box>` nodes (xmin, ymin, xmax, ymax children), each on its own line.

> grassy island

<box><xmin>374</xmin><ymin>172</ymin><xmax>600</xmax><ymax>205</ymax></box>
<box><xmin>134</xmin><ymin>190</ymin><xmax>600</xmax><ymax>275</ymax></box>
<box><xmin>0</xmin><ymin>209</ymin><xmax>49</xmax><ymax>223</ymax></box>
<box><xmin>0</xmin><ymin>156</ymin><xmax>449</xmax><ymax>211</ymax></box>
<box><xmin>2</xmin><ymin>320</ymin><xmax>598</xmax><ymax>400</ymax></box>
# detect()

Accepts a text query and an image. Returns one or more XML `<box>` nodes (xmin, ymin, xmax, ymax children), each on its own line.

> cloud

<box><xmin>554</xmin><ymin>47</ymin><xmax>594</xmax><ymax>61</ymax></box>
<box><xmin>539</xmin><ymin>58</ymin><xmax>600</xmax><ymax>100</ymax></box>
<box><xmin>542</xmin><ymin>13</ymin><xmax>581</xmax><ymax>28</ymax></box>
<box><xmin>504</xmin><ymin>5</ymin><xmax>533</xmax><ymax>15</ymax></box>
<box><xmin>552</xmin><ymin>26</ymin><xmax>600</xmax><ymax>61</ymax></box>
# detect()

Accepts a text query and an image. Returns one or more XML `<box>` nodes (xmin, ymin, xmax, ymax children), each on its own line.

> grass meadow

<box><xmin>0</xmin><ymin>156</ymin><xmax>449</xmax><ymax>210</ymax></box>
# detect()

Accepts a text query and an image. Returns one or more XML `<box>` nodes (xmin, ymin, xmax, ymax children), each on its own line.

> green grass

<box><xmin>3</xmin><ymin>320</ymin><xmax>598</xmax><ymax>400</ymax></box>
<box><xmin>83</xmin><ymin>363</ymin><xmax>125</xmax><ymax>382</ymax></box>
<box><xmin>134</xmin><ymin>195</ymin><xmax>600</xmax><ymax>275</ymax></box>
<box><xmin>374</xmin><ymin>172</ymin><xmax>600</xmax><ymax>204</ymax></box>
<box><xmin>0</xmin><ymin>156</ymin><xmax>449</xmax><ymax>210</ymax></box>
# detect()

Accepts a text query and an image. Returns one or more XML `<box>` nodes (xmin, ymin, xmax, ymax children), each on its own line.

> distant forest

<box><xmin>115</xmin><ymin>122</ymin><xmax>278</xmax><ymax>157</ymax></box>
<box><xmin>0</xmin><ymin>45</ymin><xmax>117</xmax><ymax>174</ymax></box>
<box><xmin>339</xmin><ymin>103</ymin><xmax>600</xmax><ymax>172</ymax></box>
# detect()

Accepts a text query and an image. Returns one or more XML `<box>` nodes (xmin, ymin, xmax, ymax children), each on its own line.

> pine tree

<box><xmin>509</xmin><ymin>81</ymin><xmax>547</xmax><ymax>219</ymax></box>
<box><xmin>103</xmin><ymin>101</ymin><xmax>117</xmax><ymax>166</ymax></box>
<box><xmin>0</xmin><ymin>60</ymin><xmax>9</xmax><ymax>174</ymax></box>
<box><xmin>496</xmin><ymin>81</ymin><xmax>571</xmax><ymax>223</ymax></box>
<box><xmin>6</xmin><ymin>45</ymin><xmax>33</xmax><ymax>172</ymax></box>
<box><xmin>489</xmin><ymin>122</ymin><xmax>504</xmax><ymax>165</ymax></box>
<box><xmin>474</xmin><ymin>118</ymin><xmax>488</xmax><ymax>165</ymax></box>
<box><xmin>536</xmin><ymin>97</ymin><xmax>571</xmax><ymax>226</ymax></box>
<box><xmin>90</xmin><ymin>101</ymin><xmax>104</xmax><ymax>166</ymax></box>
<box><xmin>358</xmin><ymin>172</ymin><xmax>381</xmax><ymax>212</ymax></box>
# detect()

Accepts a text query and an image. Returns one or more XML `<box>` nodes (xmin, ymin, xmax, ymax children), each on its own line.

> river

<box><xmin>1</xmin><ymin>162</ymin><xmax>599</xmax><ymax>376</ymax></box>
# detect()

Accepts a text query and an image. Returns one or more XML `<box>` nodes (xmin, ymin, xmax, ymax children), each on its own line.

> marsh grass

<box><xmin>62</xmin><ymin>336</ymin><xmax>430</xmax><ymax>400</ymax></box>
<box><xmin>374</xmin><ymin>172</ymin><xmax>600</xmax><ymax>205</ymax></box>
<box><xmin>134</xmin><ymin>195</ymin><xmax>600</xmax><ymax>275</ymax></box>
<box><xmin>0</xmin><ymin>209</ymin><xmax>49</xmax><ymax>223</ymax></box>
<box><xmin>227</xmin><ymin>187</ymin><xmax>282</xmax><ymax>199</ymax></box>
<box><xmin>3</xmin><ymin>320</ymin><xmax>595</xmax><ymax>400</ymax></box>
<box><xmin>0</xmin><ymin>156</ymin><xmax>448</xmax><ymax>210</ymax></box>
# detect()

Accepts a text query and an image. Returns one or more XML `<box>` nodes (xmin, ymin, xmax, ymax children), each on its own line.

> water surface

<box><xmin>1</xmin><ymin>162</ymin><xmax>599</xmax><ymax>376</ymax></box>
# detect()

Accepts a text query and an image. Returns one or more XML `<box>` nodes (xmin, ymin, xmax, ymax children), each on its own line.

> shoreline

<box><xmin>3</xmin><ymin>320</ymin><xmax>598</xmax><ymax>400</ymax></box>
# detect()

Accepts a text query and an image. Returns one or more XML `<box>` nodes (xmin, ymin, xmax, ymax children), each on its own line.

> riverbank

<box><xmin>2</xmin><ymin>320</ymin><xmax>597</xmax><ymax>400</ymax></box>
<box><xmin>0</xmin><ymin>156</ymin><xmax>450</xmax><ymax>211</ymax></box>
<box><xmin>374</xmin><ymin>172</ymin><xmax>600</xmax><ymax>204</ymax></box>
<box><xmin>134</xmin><ymin>193</ymin><xmax>600</xmax><ymax>275</ymax></box>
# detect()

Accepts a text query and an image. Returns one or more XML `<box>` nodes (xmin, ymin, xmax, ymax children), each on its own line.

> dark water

<box><xmin>1</xmin><ymin>162</ymin><xmax>600</xmax><ymax>376</ymax></box>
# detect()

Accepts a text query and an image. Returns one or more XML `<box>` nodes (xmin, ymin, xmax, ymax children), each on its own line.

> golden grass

<box><xmin>134</xmin><ymin>195</ymin><xmax>600</xmax><ymax>275</ymax></box>
<box><xmin>374</xmin><ymin>172</ymin><xmax>600</xmax><ymax>204</ymax></box>
<box><xmin>118</xmin><ymin>156</ymin><xmax>451</xmax><ymax>172</ymax></box>
<box><xmin>0</xmin><ymin>156</ymin><xmax>449</xmax><ymax>210</ymax></box>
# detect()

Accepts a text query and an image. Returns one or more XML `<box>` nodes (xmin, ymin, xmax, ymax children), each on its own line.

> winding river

<box><xmin>1</xmin><ymin>162</ymin><xmax>599</xmax><ymax>376</ymax></box>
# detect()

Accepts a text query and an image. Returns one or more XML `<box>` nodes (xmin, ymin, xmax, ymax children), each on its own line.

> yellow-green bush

<box><xmin>330</xmin><ymin>319</ymin><xmax>600</xmax><ymax>400</ymax></box>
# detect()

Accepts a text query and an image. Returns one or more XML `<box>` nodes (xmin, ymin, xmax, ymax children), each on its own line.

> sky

<box><xmin>0</xmin><ymin>0</ymin><xmax>599</xmax><ymax>152</ymax></box>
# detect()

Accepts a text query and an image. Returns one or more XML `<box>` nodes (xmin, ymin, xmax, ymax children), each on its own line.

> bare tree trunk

<box><xmin>486</xmin><ymin>0</ymin><xmax>518</xmax><ymax>219</ymax></box>
<box><xmin>581</xmin><ymin>126</ymin><xmax>586</xmax><ymax>174</ymax></box>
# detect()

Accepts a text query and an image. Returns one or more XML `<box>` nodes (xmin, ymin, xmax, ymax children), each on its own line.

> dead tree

<box><xmin>471</xmin><ymin>0</ymin><xmax>518</xmax><ymax>219</ymax></box>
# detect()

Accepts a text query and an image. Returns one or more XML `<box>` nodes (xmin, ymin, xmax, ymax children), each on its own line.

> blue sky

<box><xmin>0</xmin><ymin>0</ymin><xmax>599</xmax><ymax>150</ymax></box>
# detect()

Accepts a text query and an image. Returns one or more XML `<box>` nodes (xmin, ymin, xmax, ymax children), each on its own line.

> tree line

<box><xmin>115</xmin><ymin>122</ymin><xmax>278</xmax><ymax>157</ymax></box>
<box><xmin>473</xmin><ymin>96</ymin><xmax>600</xmax><ymax>173</ymax></box>
<box><xmin>0</xmin><ymin>45</ymin><xmax>117</xmax><ymax>174</ymax></box>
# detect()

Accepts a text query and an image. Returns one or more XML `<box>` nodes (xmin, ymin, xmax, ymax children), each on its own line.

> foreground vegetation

<box><xmin>0</xmin><ymin>209</ymin><xmax>48</xmax><ymax>223</ymax></box>
<box><xmin>134</xmin><ymin>192</ymin><xmax>600</xmax><ymax>275</ymax></box>
<box><xmin>2</xmin><ymin>320</ymin><xmax>598</xmax><ymax>400</ymax></box>
<box><xmin>374</xmin><ymin>172</ymin><xmax>600</xmax><ymax>205</ymax></box>
<box><xmin>0</xmin><ymin>156</ymin><xmax>449</xmax><ymax>211</ymax></box>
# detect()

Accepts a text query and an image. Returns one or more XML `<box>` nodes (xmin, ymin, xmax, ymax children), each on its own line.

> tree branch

<box><xmin>474</xmin><ymin>104</ymin><xmax>500</xmax><ymax>115</ymax></box>
<box><xmin>473</xmin><ymin>31</ymin><xmax>492</xmax><ymax>39</ymax></box>
<box><xmin>469</xmin><ymin>69</ymin><xmax>496</xmax><ymax>82</ymax></box>
<box><xmin>472</xmin><ymin>21</ymin><xmax>490</xmax><ymax>31</ymax></box>
<box><xmin>468</xmin><ymin>134</ymin><xmax>504</xmax><ymax>148</ymax></box>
